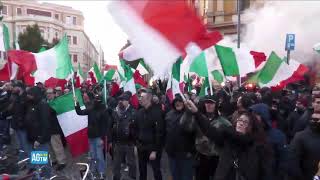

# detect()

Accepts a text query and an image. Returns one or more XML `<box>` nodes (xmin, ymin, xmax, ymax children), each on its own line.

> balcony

<box><xmin>204</xmin><ymin>11</ymin><xmax>248</xmax><ymax>35</ymax></box>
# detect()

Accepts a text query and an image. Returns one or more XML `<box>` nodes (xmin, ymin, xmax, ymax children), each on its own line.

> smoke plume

<box><xmin>242</xmin><ymin>1</ymin><xmax>320</xmax><ymax>64</ymax></box>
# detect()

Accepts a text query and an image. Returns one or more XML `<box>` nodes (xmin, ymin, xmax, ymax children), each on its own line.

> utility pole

<box><xmin>236</xmin><ymin>0</ymin><xmax>241</xmax><ymax>87</ymax></box>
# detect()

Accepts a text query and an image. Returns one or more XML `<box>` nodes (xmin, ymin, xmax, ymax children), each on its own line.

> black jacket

<box><xmin>287</xmin><ymin>110</ymin><xmax>305</xmax><ymax>141</ymax></box>
<box><xmin>110</xmin><ymin>105</ymin><xmax>136</xmax><ymax>144</ymax></box>
<box><xmin>133</xmin><ymin>104</ymin><xmax>165</xmax><ymax>151</ymax></box>
<box><xmin>9</xmin><ymin>93</ymin><xmax>27</xmax><ymax>130</ymax></box>
<box><xmin>165</xmin><ymin>109</ymin><xmax>196</xmax><ymax>158</ymax></box>
<box><xmin>195</xmin><ymin>112</ymin><xmax>273</xmax><ymax>180</ymax></box>
<box><xmin>75</xmin><ymin>102</ymin><xmax>110</xmax><ymax>139</ymax></box>
<box><xmin>24</xmin><ymin>100</ymin><xmax>51</xmax><ymax>144</ymax></box>
<box><xmin>288</xmin><ymin>127</ymin><xmax>320</xmax><ymax>180</ymax></box>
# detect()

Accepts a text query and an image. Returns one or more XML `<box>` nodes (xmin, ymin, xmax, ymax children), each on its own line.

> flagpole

<box><xmin>208</xmin><ymin>75</ymin><xmax>213</xmax><ymax>96</ymax></box>
<box><xmin>70</xmin><ymin>72</ymin><xmax>77</xmax><ymax>105</ymax></box>
<box><xmin>104</xmin><ymin>80</ymin><xmax>107</xmax><ymax>106</ymax></box>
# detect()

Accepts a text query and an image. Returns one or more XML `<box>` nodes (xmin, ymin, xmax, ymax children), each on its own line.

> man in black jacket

<box><xmin>288</xmin><ymin>91</ymin><xmax>320</xmax><ymax>180</ymax></box>
<box><xmin>75</xmin><ymin>93</ymin><xmax>109</xmax><ymax>180</ymax></box>
<box><xmin>9</xmin><ymin>82</ymin><xmax>29</xmax><ymax>160</ymax></box>
<box><xmin>133</xmin><ymin>89</ymin><xmax>164</xmax><ymax>180</ymax></box>
<box><xmin>110</xmin><ymin>93</ymin><xmax>136</xmax><ymax>180</ymax></box>
<box><xmin>25</xmin><ymin>86</ymin><xmax>52</xmax><ymax>178</ymax></box>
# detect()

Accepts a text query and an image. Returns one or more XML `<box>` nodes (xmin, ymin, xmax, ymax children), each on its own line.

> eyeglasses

<box><xmin>236</xmin><ymin>118</ymin><xmax>250</xmax><ymax>125</ymax></box>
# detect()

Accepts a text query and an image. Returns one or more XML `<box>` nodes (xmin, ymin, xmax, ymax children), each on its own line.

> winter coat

<box><xmin>195</xmin><ymin>115</ymin><xmax>231</xmax><ymax>156</ymax></box>
<box><xmin>10</xmin><ymin>93</ymin><xmax>27</xmax><ymax>130</ymax></box>
<box><xmin>288</xmin><ymin>127</ymin><xmax>320</xmax><ymax>180</ymax></box>
<box><xmin>75</xmin><ymin>102</ymin><xmax>110</xmax><ymax>138</ymax></box>
<box><xmin>133</xmin><ymin>104</ymin><xmax>165</xmax><ymax>151</ymax></box>
<box><xmin>24</xmin><ymin>100</ymin><xmax>51</xmax><ymax>144</ymax></box>
<box><xmin>287</xmin><ymin>110</ymin><xmax>309</xmax><ymax>141</ymax></box>
<box><xmin>195</xmin><ymin>112</ymin><xmax>273</xmax><ymax>180</ymax></box>
<box><xmin>110</xmin><ymin>105</ymin><xmax>136</xmax><ymax>144</ymax></box>
<box><xmin>165</xmin><ymin>109</ymin><xmax>196</xmax><ymax>158</ymax></box>
<box><xmin>250</xmin><ymin>103</ymin><xmax>287</xmax><ymax>179</ymax></box>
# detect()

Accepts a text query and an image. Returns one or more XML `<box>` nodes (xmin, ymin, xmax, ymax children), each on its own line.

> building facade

<box><xmin>0</xmin><ymin>0</ymin><xmax>100</xmax><ymax>73</ymax></box>
<box><xmin>189</xmin><ymin>0</ymin><xmax>264</xmax><ymax>36</ymax></box>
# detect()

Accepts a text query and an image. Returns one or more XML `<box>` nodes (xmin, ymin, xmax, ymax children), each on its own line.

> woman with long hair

<box><xmin>185</xmin><ymin>100</ymin><xmax>273</xmax><ymax>180</ymax></box>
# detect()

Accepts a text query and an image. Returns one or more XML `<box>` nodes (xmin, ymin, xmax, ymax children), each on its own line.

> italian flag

<box><xmin>0</xmin><ymin>24</ymin><xmax>10</xmax><ymax>53</ymax></box>
<box><xmin>189</xmin><ymin>46</ymin><xmax>225</xmax><ymax>84</ymax></box>
<box><xmin>215</xmin><ymin>45</ymin><xmax>256</xmax><ymax>77</ymax></box>
<box><xmin>88</xmin><ymin>62</ymin><xmax>102</xmax><ymax>84</ymax></box>
<box><xmin>0</xmin><ymin>24</ymin><xmax>18</xmax><ymax>81</ymax></box>
<box><xmin>49</xmin><ymin>89</ymin><xmax>89</xmax><ymax>157</ymax></box>
<box><xmin>166</xmin><ymin>58</ymin><xmax>184</xmax><ymax>102</ymax></box>
<box><xmin>121</xmin><ymin>60</ymin><xmax>139</xmax><ymax>108</ymax></box>
<box><xmin>33</xmin><ymin>35</ymin><xmax>73</xmax><ymax>83</ymax></box>
<box><xmin>75</xmin><ymin>63</ymin><xmax>85</xmax><ymax>88</ymax></box>
<box><xmin>108</xmin><ymin>0</ymin><xmax>222</xmax><ymax>76</ymax></box>
<box><xmin>136</xmin><ymin>59</ymin><xmax>149</xmax><ymax>76</ymax></box>
<box><xmin>253</xmin><ymin>52</ymin><xmax>308</xmax><ymax>90</ymax></box>
<box><xmin>6</xmin><ymin>35</ymin><xmax>73</xmax><ymax>84</ymax></box>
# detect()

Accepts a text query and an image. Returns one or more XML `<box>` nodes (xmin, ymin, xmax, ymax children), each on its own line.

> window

<box><xmin>238</xmin><ymin>0</ymin><xmax>250</xmax><ymax>11</ymax></box>
<box><xmin>73</xmin><ymin>54</ymin><xmax>78</xmax><ymax>63</ymax></box>
<box><xmin>17</xmin><ymin>8</ymin><xmax>22</xmax><ymax>15</ymax></box>
<box><xmin>27</xmin><ymin>9</ymin><xmax>51</xmax><ymax>17</ymax></box>
<box><xmin>66</xmin><ymin>16</ymin><xmax>72</xmax><ymax>25</ymax></box>
<box><xmin>67</xmin><ymin>35</ymin><xmax>71</xmax><ymax>44</ymax></box>
<box><xmin>72</xmin><ymin>16</ymin><xmax>77</xmax><ymax>25</ymax></box>
<box><xmin>54</xmin><ymin>14</ymin><xmax>59</xmax><ymax>20</ymax></box>
<box><xmin>73</xmin><ymin>36</ymin><xmax>77</xmax><ymax>45</ymax></box>
<box><xmin>1</xmin><ymin>6</ymin><xmax>7</xmax><ymax>15</ymax></box>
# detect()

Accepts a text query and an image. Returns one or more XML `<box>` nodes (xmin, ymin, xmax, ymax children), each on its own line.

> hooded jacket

<box><xmin>250</xmin><ymin>103</ymin><xmax>287</xmax><ymax>179</ymax></box>
<box><xmin>24</xmin><ymin>87</ymin><xmax>51</xmax><ymax>144</ymax></box>
<box><xmin>165</xmin><ymin>103</ymin><xmax>196</xmax><ymax>158</ymax></box>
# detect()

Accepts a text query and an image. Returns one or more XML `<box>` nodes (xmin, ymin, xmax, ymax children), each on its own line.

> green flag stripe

<box><xmin>3</xmin><ymin>24</ymin><xmax>10</xmax><ymax>50</ymax></box>
<box><xmin>55</xmin><ymin>35</ymin><xmax>73</xmax><ymax>79</ymax></box>
<box><xmin>49</xmin><ymin>89</ymin><xmax>84</xmax><ymax>115</ymax></box>
<box><xmin>189</xmin><ymin>52</ymin><xmax>208</xmax><ymax>77</ymax></box>
<box><xmin>215</xmin><ymin>45</ymin><xmax>239</xmax><ymax>76</ymax></box>
<box><xmin>93</xmin><ymin>62</ymin><xmax>102</xmax><ymax>82</ymax></box>
<box><xmin>172</xmin><ymin>57</ymin><xmax>182</xmax><ymax>81</ymax></box>
<box><xmin>258</xmin><ymin>52</ymin><xmax>283</xmax><ymax>84</ymax></box>
<box><xmin>104</xmin><ymin>69</ymin><xmax>116</xmax><ymax>81</ymax></box>
<box><xmin>211</xmin><ymin>70</ymin><xmax>224</xmax><ymax>83</ymax></box>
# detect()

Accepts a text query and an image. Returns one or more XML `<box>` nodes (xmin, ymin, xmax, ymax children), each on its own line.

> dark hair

<box><xmin>233</xmin><ymin>111</ymin><xmax>267</xmax><ymax>145</ymax></box>
<box><xmin>239</xmin><ymin>93</ymin><xmax>254</xmax><ymax>110</ymax></box>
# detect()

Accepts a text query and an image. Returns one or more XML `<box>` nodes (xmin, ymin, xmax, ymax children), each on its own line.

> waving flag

<box><xmin>49</xmin><ymin>89</ymin><xmax>89</xmax><ymax>157</ymax></box>
<box><xmin>88</xmin><ymin>62</ymin><xmax>102</xmax><ymax>84</ymax></box>
<box><xmin>5</xmin><ymin>36</ymin><xmax>73</xmax><ymax>84</ymax></box>
<box><xmin>252</xmin><ymin>52</ymin><xmax>308</xmax><ymax>90</ymax></box>
<box><xmin>109</xmin><ymin>0</ymin><xmax>222</xmax><ymax>76</ymax></box>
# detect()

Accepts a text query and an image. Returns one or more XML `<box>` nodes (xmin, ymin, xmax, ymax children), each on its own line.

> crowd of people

<box><xmin>0</xmin><ymin>79</ymin><xmax>320</xmax><ymax>180</ymax></box>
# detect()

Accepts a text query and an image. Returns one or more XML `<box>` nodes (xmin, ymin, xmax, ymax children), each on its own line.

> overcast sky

<box><xmin>40</xmin><ymin>1</ymin><xmax>128</xmax><ymax>65</ymax></box>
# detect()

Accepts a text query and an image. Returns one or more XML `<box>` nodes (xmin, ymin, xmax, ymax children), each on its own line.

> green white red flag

<box><xmin>49</xmin><ymin>89</ymin><xmax>89</xmax><ymax>157</ymax></box>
